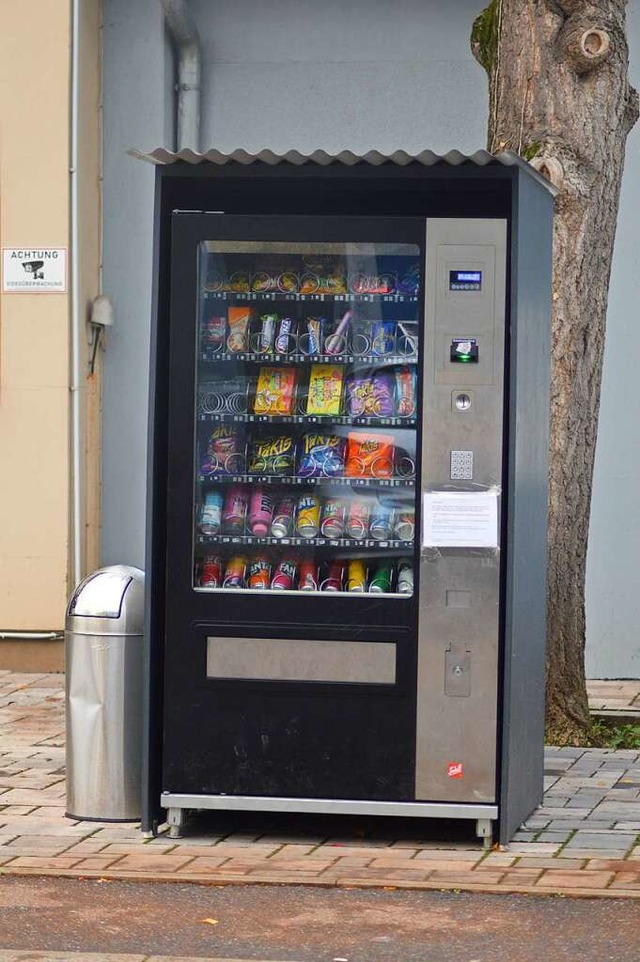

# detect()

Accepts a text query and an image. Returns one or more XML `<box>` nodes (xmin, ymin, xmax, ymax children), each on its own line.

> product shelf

<box><xmin>197</xmin><ymin>474</ymin><xmax>415</xmax><ymax>489</ymax></box>
<box><xmin>196</xmin><ymin>533</ymin><xmax>413</xmax><ymax>551</ymax></box>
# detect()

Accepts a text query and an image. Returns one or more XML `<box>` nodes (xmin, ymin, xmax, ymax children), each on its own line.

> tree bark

<box><xmin>471</xmin><ymin>0</ymin><xmax>638</xmax><ymax>742</ymax></box>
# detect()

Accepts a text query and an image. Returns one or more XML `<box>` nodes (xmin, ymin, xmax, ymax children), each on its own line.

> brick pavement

<box><xmin>1</xmin><ymin>670</ymin><xmax>640</xmax><ymax>898</ymax></box>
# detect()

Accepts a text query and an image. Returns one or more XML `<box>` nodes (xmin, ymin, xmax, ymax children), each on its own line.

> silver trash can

<box><xmin>65</xmin><ymin>565</ymin><xmax>144</xmax><ymax>821</ymax></box>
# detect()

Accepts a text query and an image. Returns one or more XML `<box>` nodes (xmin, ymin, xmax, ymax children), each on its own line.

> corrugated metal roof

<box><xmin>128</xmin><ymin>147</ymin><xmax>556</xmax><ymax>194</ymax></box>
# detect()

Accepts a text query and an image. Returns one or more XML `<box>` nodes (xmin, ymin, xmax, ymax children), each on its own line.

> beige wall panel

<box><xmin>0</xmin><ymin>299</ymin><xmax>69</xmax><ymax>389</ymax></box>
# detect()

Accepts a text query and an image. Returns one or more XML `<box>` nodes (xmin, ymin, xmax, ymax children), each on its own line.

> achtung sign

<box><xmin>2</xmin><ymin>248</ymin><xmax>67</xmax><ymax>293</ymax></box>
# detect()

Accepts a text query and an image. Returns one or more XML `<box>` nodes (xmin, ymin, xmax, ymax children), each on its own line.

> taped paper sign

<box><xmin>423</xmin><ymin>490</ymin><xmax>499</xmax><ymax>548</ymax></box>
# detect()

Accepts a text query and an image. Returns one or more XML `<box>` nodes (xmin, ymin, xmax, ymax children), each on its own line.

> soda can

<box><xmin>397</xmin><ymin>559</ymin><xmax>414</xmax><ymax>595</ymax></box>
<box><xmin>271</xmin><ymin>557</ymin><xmax>298</xmax><ymax>590</ymax></box>
<box><xmin>199</xmin><ymin>490</ymin><xmax>223</xmax><ymax>536</ymax></box>
<box><xmin>346</xmin><ymin>560</ymin><xmax>367</xmax><ymax>592</ymax></box>
<box><xmin>346</xmin><ymin>500</ymin><xmax>370</xmax><ymax>540</ymax></box>
<box><xmin>321</xmin><ymin>561</ymin><xmax>343</xmax><ymax>592</ymax></box>
<box><xmin>320</xmin><ymin>498</ymin><xmax>346</xmax><ymax>539</ymax></box>
<box><xmin>200</xmin><ymin>554</ymin><xmax>223</xmax><ymax>588</ymax></box>
<box><xmin>248</xmin><ymin>488</ymin><xmax>274</xmax><ymax>537</ymax></box>
<box><xmin>394</xmin><ymin>509</ymin><xmax>415</xmax><ymax>542</ymax></box>
<box><xmin>370</xmin><ymin>504</ymin><xmax>394</xmax><ymax>541</ymax></box>
<box><xmin>271</xmin><ymin>495</ymin><xmax>296</xmax><ymax>538</ymax></box>
<box><xmin>222</xmin><ymin>486</ymin><xmax>249</xmax><ymax>535</ymax></box>
<box><xmin>369</xmin><ymin>561</ymin><xmax>392</xmax><ymax>594</ymax></box>
<box><xmin>296</xmin><ymin>493</ymin><xmax>321</xmax><ymax>538</ymax></box>
<box><xmin>223</xmin><ymin>555</ymin><xmax>247</xmax><ymax>588</ymax></box>
<box><xmin>299</xmin><ymin>560</ymin><xmax>318</xmax><ymax>591</ymax></box>
<box><xmin>248</xmin><ymin>556</ymin><xmax>272</xmax><ymax>589</ymax></box>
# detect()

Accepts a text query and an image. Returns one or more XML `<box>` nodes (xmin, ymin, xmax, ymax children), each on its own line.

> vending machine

<box><xmin>141</xmin><ymin>151</ymin><xmax>554</xmax><ymax>844</ymax></box>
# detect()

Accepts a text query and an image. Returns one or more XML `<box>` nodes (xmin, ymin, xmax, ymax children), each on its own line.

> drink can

<box><xmin>223</xmin><ymin>555</ymin><xmax>247</xmax><ymax>588</ymax></box>
<box><xmin>259</xmin><ymin>313</ymin><xmax>276</xmax><ymax>353</ymax></box>
<box><xmin>271</xmin><ymin>557</ymin><xmax>298</xmax><ymax>590</ymax></box>
<box><xmin>394</xmin><ymin>509</ymin><xmax>415</xmax><ymax>542</ymax></box>
<box><xmin>299</xmin><ymin>560</ymin><xmax>318</xmax><ymax>591</ymax></box>
<box><xmin>271</xmin><ymin>495</ymin><xmax>296</xmax><ymax>538</ymax></box>
<box><xmin>321</xmin><ymin>561</ymin><xmax>343</xmax><ymax>592</ymax></box>
<box><xmin>200</xmin><ymin>554</ymin><xmax>223</xmax><ymax>587</ymax></box>
<box><xmin>346</xmin><ymin>560</ymin><xmax>367</xmax><ymax>592</ymax></box>
<box><xmin>222</xmin><ymin>486</ymin><xmax>248</xmax><ymax>535</ymax></box>
<box><xmin>248</xmin><ymin>556</ymin><xmax>272</xmax><ymax>589</ymax></box>
<box><xmin>370</xmin><ymin>504</ymin><xmax>394</xmax><ymax>541</ymax></box>
<box><xmin>397</xmin><ymin>559</ymin><xmax>414</xmax><ymax>594</ymax></box>
<box><xmin>248</xmin><ymin>488</ymin><xmax>274</xmax><ymax>537</ymax></box>
<box><xmin>346</xmin><ymin>500</ymin><xmax>370</xmax><ymax>539</ymax></box>
<box><xmin>296</xmin><ymin>493</ymin><xmax>321</xmax><ymax>538</ymax></box>
<box><xmin>320</xmin><ymin>498</ymin><xmax>346</xmax><ymax>539</ymax></box>
<box><xmin>199</xmin><ymin>490</ymin><xmax>223</xmax><ymax>536</ymax></box>
<box><xmin>369</xmin><ymin>561</ymin><xmax>392</xmax><ymax>594</ymax></box>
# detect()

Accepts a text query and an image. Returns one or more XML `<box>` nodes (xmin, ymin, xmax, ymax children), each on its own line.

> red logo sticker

<box><xmin>447</xmin><ymin>762</ymin><xmax>464</xmax><ymax>779</ymax></box>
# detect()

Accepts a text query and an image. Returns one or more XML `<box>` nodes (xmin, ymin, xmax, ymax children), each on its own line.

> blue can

<box><xmin>369</xmin><ymin>503</ymin><xmax>394</xmax><ymax>541</ymax></box>
<box><xmin>199</xmin><ymin>490</ymin><xmax>223</xmax><ymax>536</ymax></box>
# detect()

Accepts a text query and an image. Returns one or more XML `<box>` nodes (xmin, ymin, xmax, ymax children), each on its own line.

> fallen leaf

<box><xmin>201</xmin><ymin>918</ymin><xmax>219</xmax><ymax>926</ymax></box>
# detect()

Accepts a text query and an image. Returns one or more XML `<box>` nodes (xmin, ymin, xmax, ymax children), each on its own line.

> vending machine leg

<box><xmin>476</xmin><ymin>818</ymin><xmax>493</xmax><ymax>850</ymax></box>
<box><xmin>167</xmin><ymin>806</ymin><xmax>185</xmax><ymax>839</ymax></box>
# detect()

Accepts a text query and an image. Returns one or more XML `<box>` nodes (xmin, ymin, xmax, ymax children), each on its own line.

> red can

<box><xmin>200</xmin><ymin>554</ymin><xmax>223</xmax><ymax>588</ymax></box>
<box><xmin>320</xmin><ymin>498</ymin><xmax>346</xmax><ymax>539</ymax></box>
<box><xmin>346</xmin><ymin>500</ymin><xmax>370</xmax><ymax>540</ymax></box>
<box><xmin>321</xmin><ymin>561</ymin><xmax>343</xmax><ymax>592</ymax></box>
<box><xmin>248</xmin><ymin>556</ymin><xmax>272</xmax><ymax>589</ymax></box>
<box><xmin>271</xmin><ymin>557</ymin><xmax>298</xmax><ymax>590</ymax></box>
<box><xmin>298</xmin><ymin>560</ymin><xmax>318</xmax><ymax>591</ymax></box>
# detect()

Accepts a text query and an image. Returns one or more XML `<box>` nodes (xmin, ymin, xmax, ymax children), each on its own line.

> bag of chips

<box><xmin>345</xmin><ymin>371</ymin><xmax>394</xmax><ymax>418</ymax></box>
<box><xmin>227</xmin><ymin>307</ymin><xmax>252</xmax><ymax>353</ymax></box>
<box><xmin>297</xmin><ymin>433</ymin><xmax>346</xmax><ymax>478</ymax></box>
<box><xmin>200</xmin><ymin>424</ymin><xmax>245</xmax><ymax>475</ymax></box>
<box><xmin>247</xmin><ymin>434</ymin><xmax>296</xmax><ymax>476</ymax></box>
<box><xmin>346</xmin><ymin>432</ymin><xmax>394</xmax><ymax>478</ymax></box>
<box><xmin>306</xmin><ymin>365</ymin><xmax>344</xmax><ymax>416</ymax></box>
<box><xmin>254</xmin><ymin>367</ymin><xmax>297</xmax><ymax>415</ymax></box>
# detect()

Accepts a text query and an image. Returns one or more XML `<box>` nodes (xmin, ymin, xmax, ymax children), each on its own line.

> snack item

<box><xmin>222</xmin><ymin>486</ymin><xmax>249</xmax><ymax>535</ymax></box>
<box><xmin>228</xmin><ymin>271</ymin><xmax>250</xmax><ymax>293</ymax></box>
<box><xmin>254</xmin><ymin>366</ymin><xmax>297</xmax><ymax>415</ymax></box>
<box><xmin>306</xmin><ymin>365</ymin><xmax>344</xmax><ymax>417</ymax></box>
<box><xmin>201</xmin><ymin>314</ymin><xmax>226</xmax><ymax>352</ymax></box>
<box><xmin>296</xmin><ymin>493</ymin><xmax>321</xmax><ymax>538</ymax></box>
<box><xmin>325</xmin><ymin>309</ymin><xmax>353</xmax><ymax>355</ymax></box>
<box><xmin>346</xmin><ymin>560</ymin><xmax>367</xmax><ymax>592</ymax></box>
<box><xmin>248</xmin><ymin>434</ymin><xmax>295</xmax><ymax>476</ymax></box>
<box><xmin>227</xmin><ymin>307</ymin><xmax>252</xmax><ymax>353</ymax></box>
<box><xmin>200</xmin><ymin>554</ymin><xmax>223</xmax><ymax>588</ymax></box>
<box><xmin>299</xmin><ymin>316</ymin><xmax>325</xmax><ymax>355</ymax></box>
<box><xmin>396</xmin><ymin>262</ymin><xmax>420</xmax><ymax>296</ymax></box>
<box><xmin>345</xmin><ymin>371</ymin><xmax>394</xmax><ymax>418</ymax></box>
<box><xmin>254</xmin><ymin>313</ymin><xmax>276</xmax><ymax>354</ymax></box>
<box><xmin>200</xmin><ymin>424</ymin><xmax>244</xmax><ymax>475</ymax></box>
<box><xmin>248</xmin><ymin>556</ymin><xmax>272</xmax><ymax>589</ymax></box>
<box><xmin>248</xmin><ymin>488</ymin><xmax>275</xmax><ymax>537</ymax></box>
<box><xmin>277</xmin><ymin>272</ymin><xmax>298</xmax><ymax>294</ymax></box>
<box><xmin>275</xmin><ymin>316</ymin><xmax>296</xmax><ymax>354</ymax></box>
<box><xmin>223</xmin><ymin>555</ymin><xmax>247</xmax><ymax>588</ymax></box>
<box><xmin>251</xmin><ymin>271</ymin><xmax>273</xmax><ymax>293</ymax></box>
<box><xmin>271</xmin><ymin>557</ymin><xmax>298</xmax><ymax>590</ymax></box>
<box><xmin>345</xmin><ymin>433</ymin><xmax>394</xmax><ymax>478</ymax></box>
<box><xmin>298</xmin><ymin>433</ymin><xmax>346</xmax><ymax>478</ymax></box>
<box><xmin>371</xmin><ymin>320</ymin><xmax>396</xmax><ymax>356</ymax></box>
<box><xmin>395</xmin><ymin>366</ymin><xmax>417</xmax><ymax>418</ymax></box>
<box><xmin>271</xmin><ymin>495</ymin><xmax>296</xmax><ymax>538</ymax></box>
<box><xmin>320</xmin><ymin>498</ymin><xmax>346</xmax><ymax>539</ymax></box>
<box><xmin>199</xmin><ymin>491</ymin><xmax>223</xmax><ymax>536</ymax></box>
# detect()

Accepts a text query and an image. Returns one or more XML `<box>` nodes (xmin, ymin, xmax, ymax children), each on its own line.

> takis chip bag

<box><xmin>297</xmin><ymin>433</ymin><xmax>346</xmax><ymax>478</ymax></box>
<box><xmin>346</xmin><ymin>432</ymin><xmax>394</xmax><ymax>478</ymax></box>
<box><xmin>248</xmin><ymin>434</ymin><xmax>295</xmax><ymax>476</ymax></box>
<box><xmin>345</xmin><ymin>370</ymin><xmax>394</xmax><ymax>418</ymax></box>
<box><xmin>200</xmin><ymin>424</ymin><xmax>245</xmax><ymax>475</ymax></box>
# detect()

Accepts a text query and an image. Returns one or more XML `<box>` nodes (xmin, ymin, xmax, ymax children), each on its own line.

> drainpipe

<box><xmin>70</xmin><ymin>0</ymin><xmax>82</xmax><ymax>588</ymax></box>
<box><xmin>161</xmin><ymin>0</ymin><xmax>202</xmax><ymax>150</ymax></box>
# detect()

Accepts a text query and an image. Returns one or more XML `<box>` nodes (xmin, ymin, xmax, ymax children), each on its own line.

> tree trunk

<box><xmin>471</xmin><ymin>0</ymin><xmax>638</xmax><ymax>743</ymax></box>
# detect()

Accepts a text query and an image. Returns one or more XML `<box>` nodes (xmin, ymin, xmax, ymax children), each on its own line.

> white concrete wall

<box><xmin>101</xmin><ymin>0</ymin><xmax>640</xmax><ymax>675</ymax></box>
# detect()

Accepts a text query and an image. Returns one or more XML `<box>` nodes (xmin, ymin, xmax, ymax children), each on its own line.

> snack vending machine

<box><xmin>142</xmin><ymin>154</ymin><xmax>553</xmax><ymax>844</ymax></box>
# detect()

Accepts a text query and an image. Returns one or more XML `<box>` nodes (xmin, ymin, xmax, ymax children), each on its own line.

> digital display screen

<box><xmin>450</xmin><ymin>270</ymin><xmax>482</xmax><ymax>291</ymax></box>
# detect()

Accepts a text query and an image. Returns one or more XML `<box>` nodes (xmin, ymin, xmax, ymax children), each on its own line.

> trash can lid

<box><xmin>67</xmin><ymin>565</ymin><xmax>144</xmax><ymax>626</ymax></box>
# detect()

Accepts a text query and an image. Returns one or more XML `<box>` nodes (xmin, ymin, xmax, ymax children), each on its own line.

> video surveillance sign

<box><xmin>2</xmin><ymin>248</ymin><xmax>67</xmax><ymax>293</ymax></box>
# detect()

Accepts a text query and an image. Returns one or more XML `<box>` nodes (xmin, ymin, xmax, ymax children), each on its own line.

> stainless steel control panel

<box><xmin>416</xmin><ymin>219</ymin><xmax>507</xmax><ymax>803</ymax></box>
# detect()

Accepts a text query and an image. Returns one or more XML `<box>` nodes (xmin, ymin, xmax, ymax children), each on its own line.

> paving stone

<box><xmin>566</xmin><ymin>832</ymin><xmax>637</xmax><ymax>850</ymax></box>
<box><xmin>536</xmin><ymin>869</ymin><xmax>615</xmax><ymax>889</ymax></box>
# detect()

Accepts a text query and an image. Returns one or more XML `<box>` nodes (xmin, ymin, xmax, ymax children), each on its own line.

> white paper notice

<box><xmin>423</xmin><ymin>491</ymin><xmax>499</xmax><ymax>548</ymax></box>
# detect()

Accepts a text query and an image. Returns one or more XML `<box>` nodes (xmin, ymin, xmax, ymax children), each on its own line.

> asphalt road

<box><xmin>0</xmin><ymin>876</ymin><xmax>638</xmax><ymax>962</ymax></box>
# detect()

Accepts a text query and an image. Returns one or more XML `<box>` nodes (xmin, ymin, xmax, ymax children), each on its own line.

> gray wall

<box><xmin>101</xmin><ymin>0</ymin><xmax>640</xmax><ymax>675</ymax></box>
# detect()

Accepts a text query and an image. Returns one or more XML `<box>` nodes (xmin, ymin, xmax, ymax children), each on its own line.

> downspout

<box><xmin>70</xmin><ymin>0</ymin><xmax>82</xmax><ymax>588</ymax></box>
<box><xmin>161</xmin><ymin>0</ymin><xmax>202</xmax><ymax>150</ymax></box>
